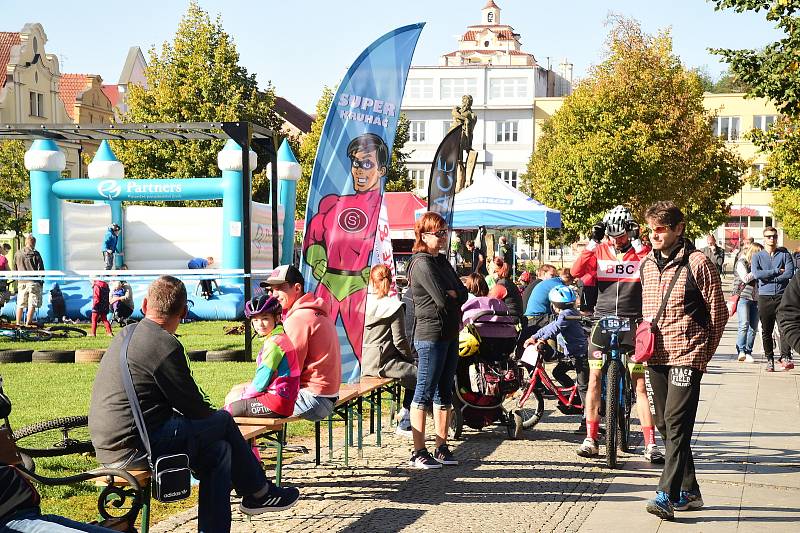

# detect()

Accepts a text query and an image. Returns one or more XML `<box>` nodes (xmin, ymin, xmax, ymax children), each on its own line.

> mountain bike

<box><xmin>583</xmin><ymin>315</ymin><xmax>634</xmax><ymax>469</ymax></box>
<box><xmin>0</xmin><ymin>322</ymin><xmax>53</xmax><ymax>342</ymax></box>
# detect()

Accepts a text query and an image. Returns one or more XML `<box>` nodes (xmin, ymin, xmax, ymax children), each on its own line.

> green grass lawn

<box><xmin>1</xmin><ymin>320</ymin><xmax>248</xmax><ymax>352</ymax></box>
<box><xmin>1</xmin><ymin>320</ymin><xmax>318</xmax><ymax>524</ymax></box>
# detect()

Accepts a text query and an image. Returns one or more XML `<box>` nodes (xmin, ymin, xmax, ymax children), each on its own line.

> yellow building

<box><xmin>532</xmin><ymin>93</ymin><xmax>789</xmax><ymax>251</ymax></box>
<box><xmin>0</xmin><ymin>23</ymin><xmax>80</xmax><ymax>176</ymax></box>
<box><xmin>58</xmin><ymin>73</ymin><xmax>114</xmax><ymax>159</ymax></box>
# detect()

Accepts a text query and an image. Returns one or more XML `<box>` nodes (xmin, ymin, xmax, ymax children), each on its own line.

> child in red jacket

<box><xmin>90</xmin><ymin>279</ymin><xmax>112</xmax><ymax>336</ymax></box>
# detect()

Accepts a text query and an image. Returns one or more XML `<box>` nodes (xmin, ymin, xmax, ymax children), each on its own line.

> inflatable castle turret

<box><xmin>89</xmin><ymin>141</ymin><xmax>125</xmax><ymax>268</ymax></box>
<box><xmin>276</xmin><ymin>140</ymin><xmax>301</xmax><ymax>264</ymax></box>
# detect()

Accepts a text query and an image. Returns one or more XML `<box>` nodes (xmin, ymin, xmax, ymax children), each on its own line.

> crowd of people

<box><xmin>8</xmin><ymin>199</ymin><xmax>800</xmax><ymax>531</ymax></box>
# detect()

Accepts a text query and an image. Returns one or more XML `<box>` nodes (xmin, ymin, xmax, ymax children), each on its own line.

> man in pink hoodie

<box><xmin>261</xmin><ymin>265</ymin><xmax>342</xmax><ymax>421</ymax></box>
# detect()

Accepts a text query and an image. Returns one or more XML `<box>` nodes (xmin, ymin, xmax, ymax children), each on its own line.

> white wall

<box><xmin>62</xmin><ymin>202</ymin><xmax>112</xmax><ymax>271</ymax></box>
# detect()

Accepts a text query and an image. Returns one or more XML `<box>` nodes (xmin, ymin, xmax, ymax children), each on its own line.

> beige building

<box><xmin>0</xmin><ymin>23</ymin><xmax>80</xmax><ymax>176</ymax></box>
<box><xmin>58</xmin><ymin>73</ymin><xmax>114</xmax><ymax>159</ymax></box>
<box><xmin>532</xmin><ymin>93</ymin><xmax>789</xmax><ymax>253</ymax></box>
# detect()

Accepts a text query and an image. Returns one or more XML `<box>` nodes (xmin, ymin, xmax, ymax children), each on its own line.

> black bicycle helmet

<box><xmin>244</xmin><ymin>294</ymin><xmax>282</xmax><ymax>319</ymax></box>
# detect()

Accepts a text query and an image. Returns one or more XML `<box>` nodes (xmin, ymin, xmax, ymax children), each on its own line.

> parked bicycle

<box><xmin>0</xmin><ymin>322</ymin><xmax>53</xmax><ymax>342</ymax></box>
<box><xmin>512</xmin><ymin>340</ymin><xmax>584</xmax><ymax>431</ymax></box>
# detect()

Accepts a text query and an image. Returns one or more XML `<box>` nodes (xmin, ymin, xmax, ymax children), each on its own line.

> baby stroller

<box><xmin>451</xmin><ymin>297</ymin><xmax>523</xmax><ymax>439</ymax></box>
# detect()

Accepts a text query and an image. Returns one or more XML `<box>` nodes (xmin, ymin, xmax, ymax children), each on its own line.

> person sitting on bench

<box><xmin>88</xmin><ymin>276</ymin><xmax>299</xmax><ymax>533</ymax></box>
<box><xmin>261</xmin><ymin>265</ymin><xmax>341</xmax><ymax>421</ymax></box>
<box><xmin>224</xmin><ymin>294</ymin><xmax>300</xmax><ymax>418</ymax></box>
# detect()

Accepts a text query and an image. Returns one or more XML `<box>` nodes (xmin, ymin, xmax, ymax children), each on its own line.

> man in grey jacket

<box><xmin>752</xmin><ymin>226</ymin><xmax>795</xmax><ymax>371</ymax></box>
<box><xmin>89</xmin><ymin>276</ymin><xmax>299</xmax><ymax>532</ymax></box>
<box><xmin>701</xmin><ymin>234</ymin><xmax>725</xmax><ymax>276</ymax></box>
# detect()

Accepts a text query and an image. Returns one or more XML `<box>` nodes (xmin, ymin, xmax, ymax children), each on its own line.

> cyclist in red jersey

<box><xmin>570</xmin><ymin>206</ymin><xmax>664</xmax><ymax>463</ymax></box>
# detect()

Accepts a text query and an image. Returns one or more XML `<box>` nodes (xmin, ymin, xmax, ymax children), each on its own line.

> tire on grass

<box><xmin>206</xmin><ymin>349</ymin><xmax>245</xmax><ymax>362</ymax></box>
<box><xmin>187</xmin><ymin>350</ymin><xmax>206</xmax><ymax>362</ymax></box>
<box><xmin>75</xmin><ymin>349</ymin><xmax>105</xmax><ymax>363</ymax></box>
<box><xmin>0</xmin><ymin>349</ymin><xmax>33</xmax><ymax>363</ymax></box>
<box><xmin>32</xmin><ymin>350</ymin><xmax>75</xmax><ymax>363</ymax></box>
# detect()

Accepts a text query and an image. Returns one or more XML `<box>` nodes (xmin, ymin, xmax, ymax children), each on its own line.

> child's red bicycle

<box><xmin>510</xmin><ymin>341</ymin><xmax>583</xmax><ymax>430</ymax></box>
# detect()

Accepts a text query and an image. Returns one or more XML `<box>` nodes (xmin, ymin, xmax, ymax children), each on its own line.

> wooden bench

<box><xmin>92</xmin><ymin>469</ymin><xmax>152</xmax><ymax>532</ymax></box>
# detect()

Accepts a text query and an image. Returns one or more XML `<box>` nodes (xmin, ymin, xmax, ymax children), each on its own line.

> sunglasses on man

<box><xmin>424</xmin><ymin>229</ymin><xmax>448</xmax><ymax>238</ymax></box>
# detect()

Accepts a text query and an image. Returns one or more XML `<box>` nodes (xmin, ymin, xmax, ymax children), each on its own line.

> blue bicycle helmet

<box><xmin>548</xmin><ymin>285</ymin><xmax>577</xmax><ymax>309</ymax></box>
<box><xmin>244</xmin><ymin>294</ymin><xmax>282</xmax><ymax>319</ymax></box>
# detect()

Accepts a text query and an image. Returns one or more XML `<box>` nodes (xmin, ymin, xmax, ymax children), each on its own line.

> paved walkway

<box><xmin>154</xmin><ymin>319</ymin><xmax>800</xmax><ymax>532</ymax></box>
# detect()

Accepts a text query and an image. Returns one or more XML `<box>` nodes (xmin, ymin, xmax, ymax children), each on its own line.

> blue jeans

<box><xmin>292</xmin><ymin>389</ymin><xmax>336</xmax><ymax>421</ymax></box>
<box><xmin>736</xmin><ymin>298</ymin><xmax>759</xmax><ymax>355</ymax></box>
<box><xmin>149</xmin><ymin>410</ymin><xmax>269</xmax><ymax>533</ymax></box>
<box><xmin>1</xmin><ymin>509</ymin><xmax>113</xmax><ymax>532</ymax></box>
<box><xmin>411</xmin><ymin>339</ymin><xmax>458</xmax><ymax>410</ymax></box>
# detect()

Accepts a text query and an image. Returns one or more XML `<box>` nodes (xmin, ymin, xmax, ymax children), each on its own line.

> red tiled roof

<box><xmin>462</xmin><ymin>28</ymin><xmax>518</xmax><ymax>42</ymax></box>
<box><xmin>274</xmin><ymin>96</ymin><xmax>313</xmax><ymax>134</ymax></box>
<box><xmin>0</xmin><ymin>32</ymin><xmax>21</xmax><ymax>87</ymax></box>
<box><xmin>101</xmin><ymin>84</ymin><xmax>120</xmax><ymax>107</ymax></box>
<box><xmin>484</xmin><ymin>0</ymin><xmax>500</xmax><ymax>9</ymax></box>
<box><xmin>58</xmin><ymin>74</ymin><xmax>92</xmax><ymax>120</ymax></box>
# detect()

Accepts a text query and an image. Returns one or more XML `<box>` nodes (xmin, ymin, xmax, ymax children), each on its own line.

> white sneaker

<box><xmin>744</xmin><ymin>354</ymin><xmax>755</xmax><ymax>363</ymax></box>
<box><xmin>577</xmin><ymin>437</ymin><xmax>599</xmax><ymax>458</ymax></box>
<box><xmin>737</xmin><ymin>352</ymin><xmax>746</xmax><ymax>362</ymax></box>
<box><xmin>395</xmin><ymin>407</ymin><xmax>409</xmax><ymax>424</ymax></box>
<box><xmin>644</xmin><ymin>443</ymin><xmax>665</xmax><ymax>464</ymax></box>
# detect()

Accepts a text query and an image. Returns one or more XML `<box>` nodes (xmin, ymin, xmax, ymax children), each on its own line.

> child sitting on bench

<box><xmin>224</xmin><ymin>294</ymin><xmax>300</xmax><ymax>418</ymax></box>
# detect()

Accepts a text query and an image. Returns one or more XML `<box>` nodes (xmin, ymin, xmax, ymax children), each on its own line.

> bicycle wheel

<box><xmin>13</xmin><ymin>416</ymin><xmax>94</xmax><ymax>458</ymax></box>
<box><xmin>20</xmin><ymin>328</ymin><xmax>52</xmax><ymax>342</ymax></box>
<box><xmin>46</xmin><ymin>325</ymin><xmax>87</xmax><ymax>338</ymax></box>
<box><xmin>619</xmin><ymin>372</ymin><xmax>632</xmax><ymax>453</ymax></box>
<box><xmin>517</xmin><ymin>388</ymin><xmax>545</xmax><ymax>429</ymax></box>
<box><xmin>605</xmin><ymin>362</ymin><xmax>620</xmax><ymax>469</ymax></box>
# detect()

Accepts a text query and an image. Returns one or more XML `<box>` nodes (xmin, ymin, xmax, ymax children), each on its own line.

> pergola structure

<box><xmin>0</xmin><ymin>121</ymin><xmax>281</xmax><ymax>357</ymax></box>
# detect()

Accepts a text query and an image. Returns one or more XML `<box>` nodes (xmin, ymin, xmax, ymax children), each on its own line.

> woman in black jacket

<box><xmin>491</xmin><ymin>257</ymin><xmax>524</xmax><ymax>319</ymax></box>
<box><xmin>407</xmin><ymin>212</ymin><xmax>468</xmax><ymax>469</ymax></box>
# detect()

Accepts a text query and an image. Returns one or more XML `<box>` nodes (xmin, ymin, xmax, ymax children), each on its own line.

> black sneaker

<box><xmin>433</xmin><ymin>444</ymin><xmax>459</xmax><ymax>465</ymax></box>
<box><xmin>239</xmin><ymin>483</ymin><xmax>300</xmax><ymax>514</ymax></box>
<box><xmin>410</xmin><ymin>448</ymin><xmax>442</xmax><ymax>469</ymax></box>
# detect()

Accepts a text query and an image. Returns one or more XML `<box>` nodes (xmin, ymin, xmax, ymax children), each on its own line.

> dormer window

<box><xmin>485</xmin><ymin>41</ymin><xmax>490</xmax><ymax>47</ymax></box>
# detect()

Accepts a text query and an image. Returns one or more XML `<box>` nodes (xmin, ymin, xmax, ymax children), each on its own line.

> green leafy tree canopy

<box><xmin>0</xmin><ymin>140</ymin><xmax>32</xmax><ymax>243</ymax></box>
<box><xmin>111</xmin><ymin>1</ymin><xmax>281</xmax><ymax>205</ymax></box>
<box><xmin>711</xmin><ymin>0</ymin><xmax>800</xmax><ymax>237</ymax></box>
<box><xmin>521</xmin><ymin>16</ymin><xmax>745</xmax><ymax>241</ymax></box>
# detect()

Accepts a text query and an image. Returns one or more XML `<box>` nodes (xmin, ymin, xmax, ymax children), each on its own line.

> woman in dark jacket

<box><xmin>363</xmin><ymin>264</ymin><xmax>417</xmax><ymax>437</ymax></box>
<box><xmin>407</xmin><ymin>212</ymin><xmax>468</xmax><ymax>469</ymax></box>
<box><xmin>491</xmin><ymin>257</ymin><xmax>524</xmax><ymax>319</ymax></box>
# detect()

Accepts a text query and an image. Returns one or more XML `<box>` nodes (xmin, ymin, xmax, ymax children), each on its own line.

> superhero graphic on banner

<box><xmin>303</xmin><ymin>133</ymin><xmax>388</xmax><ymax>361</ymax></box>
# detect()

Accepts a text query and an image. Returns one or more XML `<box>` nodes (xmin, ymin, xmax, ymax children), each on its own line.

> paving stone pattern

<box><xmin>152</xmin><ymin>404</ymin><xmax>640</xmax><ymax>532</ymax></box>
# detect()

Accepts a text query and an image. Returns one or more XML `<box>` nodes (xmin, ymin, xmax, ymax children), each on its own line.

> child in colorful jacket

<box><xmin>224</xmin><ymin>294</ymin><xmax>300</xmax><ymax>418</ymax></box>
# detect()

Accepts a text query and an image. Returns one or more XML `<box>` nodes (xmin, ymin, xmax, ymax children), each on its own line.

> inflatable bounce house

<box><xmin>1</xmin><ymin>137</ymin><xmax>300</xmax><ymax>321</ymax></box>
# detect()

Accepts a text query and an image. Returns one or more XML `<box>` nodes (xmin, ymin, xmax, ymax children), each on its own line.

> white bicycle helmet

<box><xmin>603</xmin><ymin>205</ymin><xmax>634</xmax><ymax>237</ymax></box>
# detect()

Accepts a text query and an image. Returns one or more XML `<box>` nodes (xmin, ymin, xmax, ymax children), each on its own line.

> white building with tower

<box><xmin>401</xmin><ymin>0</ymin><xmax>572</xmax><ymax>195</ymax></box>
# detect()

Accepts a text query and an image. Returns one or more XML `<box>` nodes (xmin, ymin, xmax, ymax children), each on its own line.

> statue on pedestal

<box><xmin>449</xmin><ymin>95</ymin><xmax>478</xmax><ymax>192</ymax></box>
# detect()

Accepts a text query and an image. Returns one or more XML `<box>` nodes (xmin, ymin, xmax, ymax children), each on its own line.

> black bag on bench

<box><xmin>119</xmin><ymin>324</ymin><xmax>191</xmax><ymax>503</ymax></box>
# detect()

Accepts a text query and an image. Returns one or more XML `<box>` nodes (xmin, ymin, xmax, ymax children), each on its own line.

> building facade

<box><xmin>0</xmin><ymin>23</ymin><xmax>80</xmax><ymax>176</ymax></box>
<box><xmin>401</xmin><ymin>0</ymin><xmax>572</xmax><ymax>195</ymax></box>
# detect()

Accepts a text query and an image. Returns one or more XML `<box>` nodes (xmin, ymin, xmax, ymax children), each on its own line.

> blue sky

<box><xmin>3</xmin><ymin>0</ymin><xmax>782</xmax><ymax>112</ymax></box>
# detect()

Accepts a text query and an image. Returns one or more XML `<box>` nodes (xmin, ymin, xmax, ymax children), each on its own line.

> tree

<box><xmin>296</xmin><ymin>88</ymin><xmax>413</xmax><ymax>217</ymax></box>
<box><xmin>520</xmin><ymin>16</ymin><xmax>745</xmax><ymax>241</ymax></box>
<box><xmin>710</xmin><ymin>69</ymin><xmax>753</xmax><ymax>93</ymax></box>
<box><xmin>296</xmin><ymin>86</ymin><xmax>335</xmax><ymax>218</ymax></box>
<box><xmin>384</xmin><ymin>113</ymin><xmax>412</xmax><ymax>192</ymax></box>
<box><xmin>111</xmin><ymin>1</ymin><xmax>282</xmax><ymax>206</ymax></box>
<box><xmin>0</xmin><ymin>141</ymin><xmax>31</xmax><ymax>244</ymax></box>
<box><xmin>711</xmin><ymin>0</ymin><xmax>800</xmax><ymax>237</ymax></box>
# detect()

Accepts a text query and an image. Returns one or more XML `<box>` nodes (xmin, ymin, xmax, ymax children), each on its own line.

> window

<box><xmin>443</xmin><ymin>120</ymin><xmax>454</xmax><ymax>136</ymax></box>
<box><xmin>407</xmin><ymin>78</ymin><xmax>433</xmax><ymax>99</ymax></box>
<box><xmin>489</xmin><ymin>78</ymin><xmax>528</xmax><ymax>99</ymax></box>
<box><xmin>409</xmin><ymin>169</ymin><xmax>426</xmax><ymax>191</ymax></box>
<box><xmin>496</xmin><ymin>120</ymin><xmax>519</xmax><ymax>142</ymax></box>
<box><xmin>712</xmin><ymin>116</ymin><xmax>740</xmax><ymax>141</ymax></box>
<box><xmin>29</xmin><ymin>91</ymin><xmax>45</xmax><ymax>117</ymax></box>
<box><xmin>753</xmin><ymin>115</ymin><xmax>777</xmax><ymax>132</ymax></box>
<box><xmin>409</xmin><ymin>121</ymin><xmax>426</xmax><ymax>143</ymax></box>
<box><xmin>496</xmin><ymin>170</ymin><xmax>518</xmax><ymax>188</ymax></box>
<box><xmin>441</xmin><ymin>78</ymin><xmax>477</xmax><ymax>99</ymax></box>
